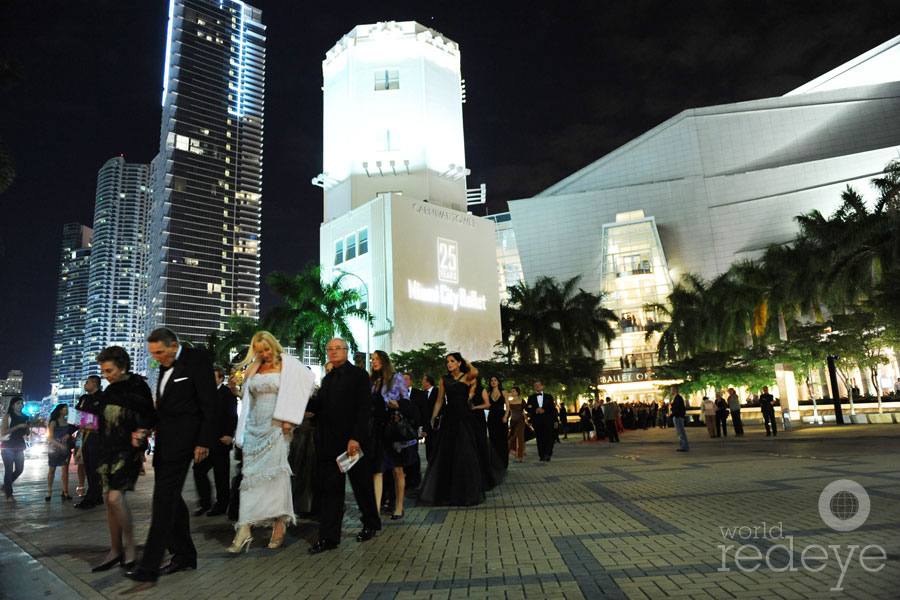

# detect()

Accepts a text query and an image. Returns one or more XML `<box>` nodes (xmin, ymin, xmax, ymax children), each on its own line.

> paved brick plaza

<box><xmin>1</xmin><ymin>423</ymin><xmax>898</xmax><ymax>599</ymax></box>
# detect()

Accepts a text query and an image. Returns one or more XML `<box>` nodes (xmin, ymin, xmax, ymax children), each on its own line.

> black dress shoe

<box><xmin>91</xmin><ymin>553</ymin><xmax>123</xmax><ymax>572</ymax></box>
<box><xmin>206</xmin><ymin>507</ymin><xmax>226</xmax><ymax>517</ymax></box>
<box><xmin>124</xmin><ymin>568</ymin><xmax>158</xmax><ymax>583</ymax></box>
<box><xmin>74</xmin><ymin>500</ymin><xmax>97</xmax><ymax>510</ymax></box>
<box><xmin>307</xmin><ymin>540</ymin><xmax>339</xmax><ymax>554</ymax></box>
<box><xmin>355</xmin><ymin>528</ymin><xmax>376</xmax><ymax>542</ymax></box>
<box><xmin>193</xmin><ymin>506</ymin><xmax>211</xmax><ymax>517</ymax></box>
<box><xmin>159</xmin><ymin>560</ymin><xmax>196</xmax><ymax>575</ymax></box>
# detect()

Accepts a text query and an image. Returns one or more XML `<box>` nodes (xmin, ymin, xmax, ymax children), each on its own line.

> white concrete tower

<box><xmin>317</xmin><ymin>22</ymin><xmax>500</xmax><ymax>361</ymax></box>
<box><xmin>318</xmin><ymin>21</ymin><xmax>470</xmax><ymax>219</ymax></box>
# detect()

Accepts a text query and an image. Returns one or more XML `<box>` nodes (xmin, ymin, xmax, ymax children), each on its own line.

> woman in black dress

<box><xmin>485</xmin><ymin>377</ymin><xmax>510</xmax><ymax>468</ymax></box>
<box><xmin>419</xmin><ymin>353</ymin><xmax>504</xmax><ymax>506</ymax></box>
<box><xmin>45</xmin><ymin>403</ymin><xmax>75</xmax><ymax>501</ymax></box>
<box><xmin>91</xmin><ymin>346</ymin><xmax>156</xmax><ymax>572</ymax></box>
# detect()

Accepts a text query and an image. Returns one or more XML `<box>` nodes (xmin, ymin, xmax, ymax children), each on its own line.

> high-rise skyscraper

<box><xmin>50</xmin><ymin>223</ymin><xmax>92</xmax><ymax>403</ymax></box>
<box><xmin>148</xmin><ymin>0</ymin><xmax>265</xmax><ymax>344</ymax></box>
<box><xmin>84</xmin><ymin>157</ymin><xmax>151</xmax><ymax>376</ymax></box>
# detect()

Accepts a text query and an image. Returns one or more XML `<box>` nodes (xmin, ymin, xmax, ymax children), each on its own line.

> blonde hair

<box><xmin>236</xmin><ymin>331</ymin><xmax>286</xmax><ymax>369</ymax></box>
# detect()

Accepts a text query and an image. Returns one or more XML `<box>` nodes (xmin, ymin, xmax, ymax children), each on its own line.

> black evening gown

<box><xmin>486</xmin><ymin>393</ymin><xmax>509</xmax><ymax>467</ymax></box>
<box><xmin>419</xmin><ymin>378</ymin><xmax>505</xmax><ymax>506</ymax></box>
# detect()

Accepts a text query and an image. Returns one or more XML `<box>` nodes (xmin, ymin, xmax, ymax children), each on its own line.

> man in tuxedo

<box><xmin>192</xmin><ymin>365</ymin><xmax>238</xmax><ymax>517</ymax></box>
<box><xmin>125</xmin><ymin>328</ymin><xmax>215</xmax><ymax>585</ymax></box>
<box><xmin>306</xmin><ymin>338</ymin><xmax>381</xmax><ymax>554</ymax></box>
<box><xmin>526</xmin><ymin>381</ymin><xmax>558</xmax><ymax>461</ymax></box>
<box><xmin>401</xmin><ymin>373</ymin><xmax>423</xmax><ymax>495</ymax></box>
<box><xmin>73</xmin><ymin>375</ymin><xmax>103</xmax><ymax>510</ymax></box>
<box><xmin>417</xmin><ymin>376</ymin><xmax>439</xmax><ymax>463</ymax></box>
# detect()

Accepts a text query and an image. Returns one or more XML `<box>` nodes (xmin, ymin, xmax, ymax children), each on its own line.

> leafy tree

<box><xmin>390</xmin><ymin>342</ymin><xmax>448</xmax><ymax>383</ymax></box>
<box><xmin>266</xmin><ymin>263</ymin><xmax>371</xmax><ymax>364</ymax></box>
<box><xmin>653</xmin><ymin>350</ymin><xmax>775</xmax><ymax>397</ymax></box>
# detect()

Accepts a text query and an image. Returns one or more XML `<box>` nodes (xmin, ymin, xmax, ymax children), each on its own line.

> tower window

<box><xmin>375</xmin><ymin>69</ymin><xmax>399</xmax><ymax>91</ymax></box>
<box><xmin>334</xmin><ymin>239</ymin><xmax>344</xmax><ymax>266</ymax></box>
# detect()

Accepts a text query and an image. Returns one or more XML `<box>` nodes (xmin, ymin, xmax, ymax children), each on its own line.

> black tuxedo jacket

<box><xmin>307</xmin><ymin>361</ymin><xmax>371</xmax><ymax>458</ymax></box>
<box><xmin>214</xmin><ymin>384</ymin><xmax>239</xmax><ymax>442</ymax></box>
<box><xmin>410</xmin><ymin>387</ymin><xmax>438</xmax><ymax>429</ymax></box>
<box><xmin>526</xmin><ymin>392</ymin><xmax>558</xmax><ymax>425</ymax></box>
<box><xmin>154</xmin><ymin>346</ymin><xmax>217</xmax><ymax>464</ymax></box>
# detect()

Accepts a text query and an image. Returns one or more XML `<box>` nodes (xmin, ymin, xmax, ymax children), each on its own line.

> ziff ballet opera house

<box><xmin>507</xmin><ymin>35</ymin><xmax>900</xmax><ymax>402</ymax></box>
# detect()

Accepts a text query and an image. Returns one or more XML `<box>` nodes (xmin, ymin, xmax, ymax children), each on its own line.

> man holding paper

<box><xmin>306</xmin><ymin>338</ymin><xmax>381</xmax><ymax>554</ymax></box>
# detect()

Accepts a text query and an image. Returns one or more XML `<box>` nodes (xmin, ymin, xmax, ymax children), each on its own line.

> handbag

<box><xmin>384</xmin><ymin>409</ymin><xmax>417</xmax><ymax>442</ymax></box>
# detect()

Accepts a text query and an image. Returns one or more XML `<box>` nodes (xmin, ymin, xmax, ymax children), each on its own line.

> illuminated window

<box><xmin>375</xmin><ymin>69</ymin><xmax>399</xmax><ymax>91</ymax></box>
<box><xmin>334</xmin><ymin>239</ymin><xmax>343</xmax><ymax>265</ymax></box>
<box><xmin>358</xmin><ymin>228</ymin><xmax>368</xmax><ymax>256</ymax></box>
<box><xmin>345</xmin><ymin>232</ymin><xmax>356</xmax><ymax>260</ymax></box>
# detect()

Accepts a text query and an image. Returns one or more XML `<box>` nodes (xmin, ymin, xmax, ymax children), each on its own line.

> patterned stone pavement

<box><xmin>1</xmin><ymin>422</ymin><xmax>898</xmax><ymax>599</ymax></box>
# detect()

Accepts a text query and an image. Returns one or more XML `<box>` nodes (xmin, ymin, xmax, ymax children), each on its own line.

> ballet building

<box><xmin>316</xmin><ymin>21</ymin><xmax>501</xmax><ymax>360</ymax></box>
<box><xmin>506</xmin><ymin>35</ymin><xmax>900</xmax><ymax>405</ymax></box>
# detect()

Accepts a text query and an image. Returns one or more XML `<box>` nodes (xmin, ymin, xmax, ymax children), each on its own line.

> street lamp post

<box><xmin>333</xmin><ymin>268</ymin><xmax>371</xmax><ymax>362</ymax></box>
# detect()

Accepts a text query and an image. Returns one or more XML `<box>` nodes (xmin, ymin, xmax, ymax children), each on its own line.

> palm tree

<box><xmin>266</xmin><ymin>264</ymin><xmax>372</xmax><ymax>364</ymax></box>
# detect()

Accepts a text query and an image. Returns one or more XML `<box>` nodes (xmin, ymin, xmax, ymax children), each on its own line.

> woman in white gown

<box><xmin>228</xmin><ymin>331</ymin><xmax>315</xmax><ymax>553</ymax></box>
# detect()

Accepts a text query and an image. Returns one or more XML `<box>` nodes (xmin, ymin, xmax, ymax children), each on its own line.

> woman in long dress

<box><xmin>507</xmin><ymin>386</ymin><xmax>527</xmax><ymax>462</ymax></box>
<box><xmin>419</xmin><ymin>353</ymin><xmax>505</xmax><ymax>506</ymax></box>
<box><xmin>228</xmin><ymin>331</ymin><xmax>315</xmax><ymax>553</ymax></box>
<box><xmin>485</xmin><ymin>377</ymin><xmax>510</xmax><ymax>468</ymax></box>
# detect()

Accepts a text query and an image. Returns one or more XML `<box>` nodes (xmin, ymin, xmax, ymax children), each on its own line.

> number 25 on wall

<box><xmin>437</xmin><ymin>238</ymin><xmax>459</xmax><ymax>283</ymax></box>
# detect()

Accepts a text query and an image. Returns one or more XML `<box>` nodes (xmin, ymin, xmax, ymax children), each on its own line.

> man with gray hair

<box><xmin>305</xmin><ymin>338</ymin><xmax>380</xmax><ymax>554</ymax></box>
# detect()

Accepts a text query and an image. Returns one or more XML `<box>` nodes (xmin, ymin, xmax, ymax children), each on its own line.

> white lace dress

<box><xmin>238</xmin><ymin>372</ymin><xmax>295</xmax><ymax>527</ymax></box>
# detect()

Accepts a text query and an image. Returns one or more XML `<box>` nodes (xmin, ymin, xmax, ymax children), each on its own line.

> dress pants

<box><xmin>192</xmin><ymin>443</ymin><xmax>230</xmax><ymax>510</ymax></box>
<box><xmin>716</xmin><ymin>413</ymin><xmax>728</xmax><ymax>437</ymax></box>
<box><xmin>534</xmin><ymin>421</ymin><xmax>554</xmax><ymax>459</ymax></box>
<box><xmin>705</xmin><ymin>415</ymin><xmax>717</xmax><ymax>437</ymax></box>
<box><xmin>138</xmin><ymin>457</ymin><xmax>195</xmax><ymax>576</ymax></box>
<box><xmin>316</xmin><ymin>454</ymin><xmax>381</xmax><ymax>544</ymax></box>
<box><xmin>605</xmin><ymin>420</ymin><xmax>619</xmax><ymax>442</ymax></box>
<box><xmin>730</xmin><ymin>410</ymin><xmax>744</xmax><ymax>435</ymax></box>
<box><xmin>763</xmin><ymin>410</ymin><xmax>778</xmax><ymax>435</ymax></box>
<box><xmin>81</xmin><ymin>433</ymin><xmax>102</xmax><ymax>503</ymax></box>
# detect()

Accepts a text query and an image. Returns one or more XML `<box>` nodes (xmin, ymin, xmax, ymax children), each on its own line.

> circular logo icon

<box><xmin>818</xmin><ymin>479</ymin><xmax>870</xmax><ymax>532</ymax></box>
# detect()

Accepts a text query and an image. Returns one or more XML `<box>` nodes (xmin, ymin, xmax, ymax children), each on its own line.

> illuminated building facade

<box><xmin>148</xmin><ymin>0</ymin><xmax>265</xmax><ymax>346</ymax></box>
<box><xmin>84</xmin><ymin>157</ymin><xmax>151</xmax><ymax>379</ymax></box>
<box><xmin>508</xmin><ymin>35</ymin><xmax>900</xmax><ymax>402</ymax></box>
<box><xmin>317</xmin><ymin>22</ymin><xmax>501</xmax><ymax>359</ymax></box>
<box><xmin>486</xmin><ymin>212</ymin><xmax>525</xmax><ymax>303</ymax></box>
<box><xmin>50</xmin><ymin>224</ymin><xmax>93</xmax><ymax>403</ymax></box>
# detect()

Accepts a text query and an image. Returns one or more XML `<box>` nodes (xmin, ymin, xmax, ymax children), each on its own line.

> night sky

<box><xmin>1</xmin><ymin>0</ymin><xmax>898</xmax><ymax>400</ymax></box>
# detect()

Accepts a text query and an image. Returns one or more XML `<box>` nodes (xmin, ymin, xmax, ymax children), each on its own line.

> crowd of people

<box><xmin>0</xmin><ymin>327</ymin><xmax>792</xmax><ymax>586</ymax></box>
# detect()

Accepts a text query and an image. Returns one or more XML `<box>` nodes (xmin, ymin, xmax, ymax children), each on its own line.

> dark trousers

<box><xmin>316</xmin><ymin>454</ymin><xmax>381</xmax><ymax>544</ymax></box>
<box><xmin>81</xmin><ymin>433</ymin><xmax>102</xmax><ymax>503</ymax></box>
<box><xmin>404</xmin><ymin>451</ymin><xmax>421</xmax><ymax>493</ymax></box>
<box><xmin>606</xmin><ymin>420</ymin><xmax>619</xmax><ymax>442</ymax></box>
<box><xmin>534</xmin><ymin>421</ymin><xmax>554</xmax><ymax>459</ymax></box>
<box><xmin>227</xmin><ymin>448</ymin><xmax>243</xmax><ymax>520</ymax></box>
<box><xmin>716</xmin><ymin>412</ymin><xmax>728</xmax><ymax>437</ymax></box>
<box><xmin>192</xmin><ymin>444</ymin><xmax>230</xmax><ymax>510</ymax></box>
<box><xmin>763</xmin><ymin>410</ymin><xmax>778</xmax><ymax>436</ymax></box>
<box><xmin>424</xmin><ymin>431</ymin><xmax>437</xmax><ymax>464</ymax></box>
<box><xmin>138</xmin><ymin>457</ymin><xmax>195</xmax><ymax>576</ymax></box>
<box><xmin>730</xmin><ymin>410</ymin><xmax>744</xmax><ymax>435</ymax></box>
<box><xmin>2</xmin><ymin>449</ymin><xmax>24</xmax><ymax>497</ymax></box>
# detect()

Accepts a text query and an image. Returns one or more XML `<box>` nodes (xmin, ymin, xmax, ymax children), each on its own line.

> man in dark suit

<box><xmin>526</xmin><ymin>380</ymin><xmax>558</xmax><ymax>462</ymax></box>
<box><xmin>401</xmin><ymin>373</ymin><xmax>423</xmax><ymax>496</ymax></box>
<box><xmin>125</xmin><ymin>328</ymin><xmax>215</xmax><ymax>585</ymax></box>
<box><xmin>418</xmin><ymin>375</ymin><xmax>439</xmax><ymax>463</ymax></box>
<box><xmin>305</xmin><ymin>338</ymin><xmax>381</xmax><ymax>554</ymax></box>
<box><xmin>192</xmin><ymin>365</ymin><xmax>238</xmax><ymax>517</ymax></box>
